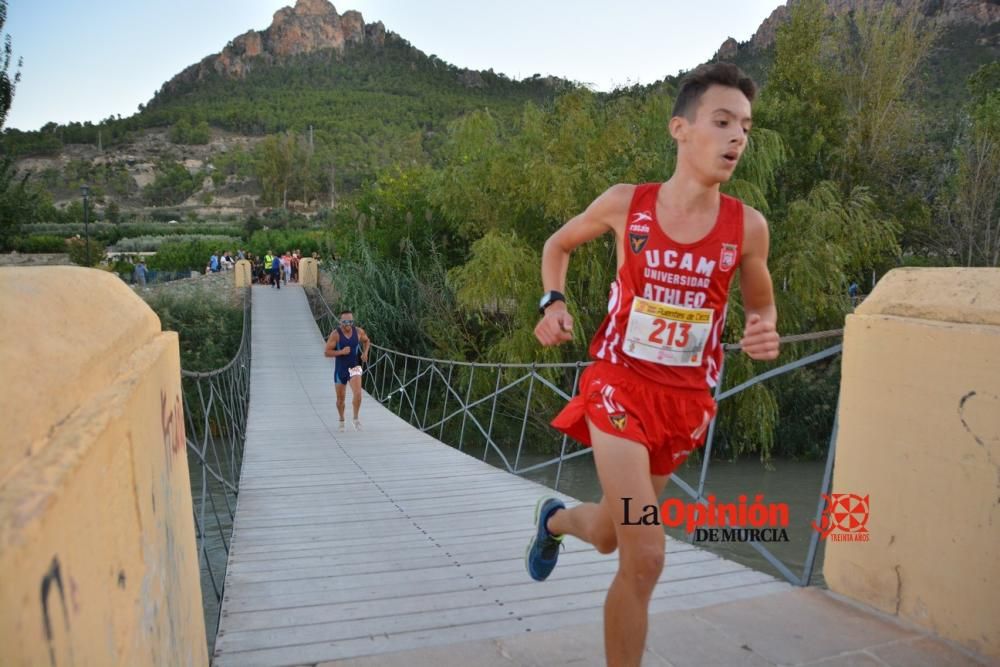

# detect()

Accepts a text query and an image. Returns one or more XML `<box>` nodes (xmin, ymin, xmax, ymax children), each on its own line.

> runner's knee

<box><xmin>618</xmin><ymin>535</ymin><xmax>665</xmax><ymax>587</ymax></box>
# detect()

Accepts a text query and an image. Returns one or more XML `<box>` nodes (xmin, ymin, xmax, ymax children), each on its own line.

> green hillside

<box><xmin>3</xmin><ymin>35</ymin><xmax>568</xmax><ymax>191</ymax></box>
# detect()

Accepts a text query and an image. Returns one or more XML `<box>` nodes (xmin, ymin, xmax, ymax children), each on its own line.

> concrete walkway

<box><xmin>329</xmin><ymin>587</ymin><xmax>995</xmax><ymax>666</ymax></box>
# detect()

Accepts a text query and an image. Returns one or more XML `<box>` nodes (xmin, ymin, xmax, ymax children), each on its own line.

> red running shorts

<box><xmin>551</xmin><ymin>361</ymin><xmax>716</xmax><ymax>476</ymax></box>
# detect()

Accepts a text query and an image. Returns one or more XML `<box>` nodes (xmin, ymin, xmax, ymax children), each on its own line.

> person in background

<box><xmin>281</xmin><ymin>251</ymin><xmax>292</xmax><ymax>285</ymax></box>
<box><xmin>264</xmin><ymin>250</ymin><xmax>275</xmax><ymax>286</ymax></box>
<box><xmin>271</xmin><ymin>252</ymin><xmax>282</xmax><ymax>290</ymax></box>
<box><xmin>134</xmin><ymin>259</ymin><xmax>147</xmax><ymax>287</ymax></box>
<box><xmin>324</xmin><ymin>309</ymin><xmax>371</xmax><ymax>432</ymax></box>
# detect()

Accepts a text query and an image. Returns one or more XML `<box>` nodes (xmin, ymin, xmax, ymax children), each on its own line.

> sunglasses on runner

<box><xmin>340</xmin><ymin>319</ymin><xmax>354</xmax><ymax>326</ymax></box>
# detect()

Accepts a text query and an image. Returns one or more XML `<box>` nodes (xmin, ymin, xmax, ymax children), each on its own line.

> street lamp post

<box><xmin>81</xmin><ymin>185</ymin><xmax>90</xmax><ymax>266</ymax></box>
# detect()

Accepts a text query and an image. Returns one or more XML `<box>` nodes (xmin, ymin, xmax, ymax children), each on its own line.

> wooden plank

<box><xmin>217</xmin><ymin>569</ymin><xmax>784</xmax><ymax>656</ymax></box>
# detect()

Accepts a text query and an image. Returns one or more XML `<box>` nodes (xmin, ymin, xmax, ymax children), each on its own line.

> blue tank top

<box><xmin>334</xmin><ymin>326</ymin><xmax>360</xmax><ymax>371</ymax></box>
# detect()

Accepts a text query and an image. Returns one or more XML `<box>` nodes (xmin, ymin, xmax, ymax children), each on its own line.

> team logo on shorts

<box><xmin>720</xmin><ymin>243</ymin><xmax>738</xmax><ymax>272</ymax></box>
<box><xmin>629</xmin><ymin>233</ymin><xmax>649</xmax><ymax>254</ymax></box>
<box><xmin>609</xmin><ymin>412</ymin><xmax>628</xmax><ymax>431</ymax></box>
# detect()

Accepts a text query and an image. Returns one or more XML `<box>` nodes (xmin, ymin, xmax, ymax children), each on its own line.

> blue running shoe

<box><xmin>526</xmin><ymin>496</ymin><xmax>566</xmax><ymax>581</ymax></box>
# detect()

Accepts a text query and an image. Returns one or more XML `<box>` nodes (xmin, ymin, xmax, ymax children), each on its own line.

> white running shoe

<box><xmin>338</xmin><ymin>421</ymin><xmax>346</xmax><ymax>432</ymax></box>
<box><xmin>353</xmin><ymin>419</ymin><xmax>363</xmax><ymax>431</ymax></box>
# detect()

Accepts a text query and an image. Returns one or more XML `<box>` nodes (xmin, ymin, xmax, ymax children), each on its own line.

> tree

<box><xmin>256</xmin><ymin>133</ymin><xmax>306</xmax><ymax>208</ymax></box>
<box><xmin>0</xmin><ymin>0</ymin><xmax>29</xmax><ymax>248</ymax></box>
<box><xmin>941</xmin><ymin>64</ymin><xmax>1000</xmax><ymax>266</ymax></box>
<box><xmin>143</xmin><ymin>160</ymin><xmax>200</xmax><ymax>206</ymax></box>
<box><xmin>105</xmin><ymin>200</ymin><xmax>121</xmax><ymax>223</ymax></box>
<box><xmin>754</xmin><ymin>0</ymin><xmax>846</xmax><ymax>204</ymax></box>
<box><xmin>837</xmin><ymin>0</ymin><xmax>938</xmax><ymax>189</ymax></box>
<box><xmin>0</xmin><ymin>0</ymin><xmax>20</xmax><ymax>130</ymax></box>
<box><xmin>0</xmin><ymin>155</ymin><xmax>38</xmax><ymax>247</ymax></box>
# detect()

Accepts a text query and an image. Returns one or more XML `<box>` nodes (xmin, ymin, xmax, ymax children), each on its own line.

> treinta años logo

<box><xmin>812</xmin><ymin>493</ymin><xmax>870</xmax><ymax>542</ymax></box>
<box><xmin>622</xmin><ymin>494</ymin><xmax>790</xmax><ymax>543</ymax></box>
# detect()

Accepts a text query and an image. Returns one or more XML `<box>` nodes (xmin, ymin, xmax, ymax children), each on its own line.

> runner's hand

<box><xmin>740</xmin><ymin>314</ymin><xmax>779</xmax><ymax>360</ymax></box>
<box><xmin>361</xmin><ymin>352</ymin><xmax>368</xmax><ymax>363</ymax></box>
<box><xmin>535</xmin><ymin>304</ymin><xmax>574</xmax><ymax>346</ymax></box>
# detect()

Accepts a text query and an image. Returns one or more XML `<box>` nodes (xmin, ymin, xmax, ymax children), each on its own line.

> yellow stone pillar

<box><xmin>299</xmin><ymin>257</ymin><xmax>318</xmax><ymax>287</ymax></box>
<box><xmin>827</xmin><ymin>267</ymin><xmax>1000</xmax><ymax>659</ymax></box>
<box><xmin>235</xmin><ymin>258</ymin><xmax>252</xmax><ymax>287</ymax></box>
<box><xmin>0</xmin><ymin>267</ymin><xmax>208</xmax><ymax>666</ymax></box>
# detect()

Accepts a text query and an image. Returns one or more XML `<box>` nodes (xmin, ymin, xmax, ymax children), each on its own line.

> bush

<box><xmin>144</xmin><ymin>160</ymin><xmax>202</xmax><ymax>206</ymax></box>
<box><xmin>145</xmin><ymin>292</ymin><xmax>243</xmax><ymax>372</ymax></box>
<box><xmin>21</xmin><ymin>222</ymin><xmax>244</xmax><ymax>240</ymax></box>
<box><xmin>112</xmin><ymin>234</ymin><xmax>241</xmax><ymax>252</ymax></box>
<box><xmin>65</xmin><ymin>237</ymin><xmax>104</xmax><ymax>266</ymax></box>
<box><xmin>146</xmin><ymin>239</ymin><xmax>224</xmax><ymax>272</ymax></box>
<box><xmin>11</xmin><ymin>235</ymin><xmax>66</xmax><ymax>252</ymax></box>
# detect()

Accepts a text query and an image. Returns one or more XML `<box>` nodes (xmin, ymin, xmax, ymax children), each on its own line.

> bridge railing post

<box><xmin>439</xmin><ymin>365</ymin><xmax>454</xmax><ymax>441</ymax></box>
<box><xmin>422</xmin><ymin>361</ymin><xmax>435</xmax><ymax>429</ymax></box>
<box><xmin>513</xmin><ymin>365</ymin><xmax>537</xmax><ymax>473</ymax></box>
<box><xmin>485</xmin><ymin>366</ymin><xmax>502</xmax><ymax>462</ymax></box>
<box><xmin>458</xmin><ymin>367</ymin><xmax>475</xmax><ymax>452</ymax></box>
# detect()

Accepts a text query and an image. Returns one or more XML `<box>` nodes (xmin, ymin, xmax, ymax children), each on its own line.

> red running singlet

<box><xmin>590</xmin><ymin>182</ymin><xmax>744</xmax><ymax>391</ymax></box>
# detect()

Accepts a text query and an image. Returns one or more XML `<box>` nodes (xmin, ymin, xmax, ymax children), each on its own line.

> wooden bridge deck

<box><xmin>212</xmin><ymin>285</ymin><xmax>790</xmax><ymax>667</ymax></box>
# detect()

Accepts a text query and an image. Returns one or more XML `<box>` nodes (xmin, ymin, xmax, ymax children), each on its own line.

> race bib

<box><xmin>348</xmin><ymin>365</ymin><xmax>363</xmax><ymax>378</ymax></box>
<box><xmin>622</xmin><ymin>297</ymin><xmax>713</xmax><ymax>367</ymax></box>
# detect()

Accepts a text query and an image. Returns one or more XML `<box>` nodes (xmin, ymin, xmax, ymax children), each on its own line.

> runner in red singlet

<box><xmin>525</xmin><ymin>63</ymin><xmax>780</xmax><ymax>667</ymax></box>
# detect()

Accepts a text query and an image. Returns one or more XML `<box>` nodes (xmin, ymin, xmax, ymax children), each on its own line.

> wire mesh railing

<box><xmin>180</xmin><ymin>287</ymin><xmax>251</xmax><ymax>653</ymax></box>
<box><xmin>308</xmin><ymin>287</ymin><xmax>841</xmax><ymax>587</ymax></box>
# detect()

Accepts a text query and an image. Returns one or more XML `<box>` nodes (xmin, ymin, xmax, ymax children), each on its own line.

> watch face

<box><xmin>540</xmin><ymin>294</ymin><xmax>549</xmax><ymax>308</ymax></box>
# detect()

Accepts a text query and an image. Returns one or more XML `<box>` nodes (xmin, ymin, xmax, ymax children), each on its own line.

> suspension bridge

<box><xmin>200</xmin><ymin>281</ymin><xmax>989</xmax><ymax>666</ymax></box>
<box><xmin>2</xmin><ymin>266</ymin><xmax>996</xmax><ymax>667</ymax></box>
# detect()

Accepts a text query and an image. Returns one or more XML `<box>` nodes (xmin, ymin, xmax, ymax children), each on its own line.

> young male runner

<box><xmin>324</xmin><ymin>309</ymin><xmax>371</xmax><ymax>431</ymax></box>
<box><xmin>526</xmin><ymin>63</ymin><xmax>780</xmax><ymax>667</ymax></box>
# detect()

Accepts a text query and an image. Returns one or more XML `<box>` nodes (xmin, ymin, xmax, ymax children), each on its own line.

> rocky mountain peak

<box><xmin>156</xmin><ymin>2</ymin><xmax>386</xmax><ymax>98</ymax></box>
<box><xmin>291</xmin><ymin>0</ymin><xmax>336</xmax><ymax>16</ymax></box>
<box><xmin>717</xmin><ymin>0</ymin><xmax>998</xmax><ymax>58</ymax></box>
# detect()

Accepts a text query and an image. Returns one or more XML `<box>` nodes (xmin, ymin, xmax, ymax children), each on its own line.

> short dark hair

<box><xmin>340</xmin><ymin>308</ymin><xmax>353</xmax><ymax>316</ymax></box>
<box><xmin>671</xmin><ymin>63</ymin><xmax>756</xmax><ymax>120</ymax></box>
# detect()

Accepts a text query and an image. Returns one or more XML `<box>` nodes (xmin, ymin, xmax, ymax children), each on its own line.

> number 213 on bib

<box><xmin>623</xmin><ymin>297</ymin><xmax>713</xmax><ymax>367</ymax></box>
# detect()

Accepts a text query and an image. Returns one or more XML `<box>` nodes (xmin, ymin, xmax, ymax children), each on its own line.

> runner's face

<box><xmin>340</xmin><ymin>314</ymin><xmax>354</xmax><ymax>330</ymax></box>
<box><xmin>679</xmin><ymin>85</ymin><xmax>752</xmax><ymax>183</ymax></box>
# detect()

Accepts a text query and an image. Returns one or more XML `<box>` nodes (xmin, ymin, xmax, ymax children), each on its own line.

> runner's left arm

<box><xmin>739</xmin><ymin>206</ymin><xmax>779</xmax><ymax>361</ymax></box>
<box><xmin>358</xmin><ymin>328</ymin><xmax>371</xmax><ymax>363</ymax></box>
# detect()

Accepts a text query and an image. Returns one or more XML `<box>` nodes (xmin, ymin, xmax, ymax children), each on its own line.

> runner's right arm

<box><xmin>535</xmin><ymin>184</ymin><xmax>634</xmax><ymax>347</ymax></box>
<box><xmin>324</xmin><ymin>330</ymin><xmax>345</xmax><ymax>357</ymax></box>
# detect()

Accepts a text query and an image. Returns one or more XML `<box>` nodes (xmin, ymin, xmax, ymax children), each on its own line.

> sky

<box><xmin>4</xmin><ymin>0</ymin><xmax>780</xmax><ymax>132</ymax></box>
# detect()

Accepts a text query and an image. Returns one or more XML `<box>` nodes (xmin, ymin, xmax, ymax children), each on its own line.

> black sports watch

<box><xmin>538</xmin><ymin>290</ymin><xmax>566</xmax><ymax>315</ymax></box>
